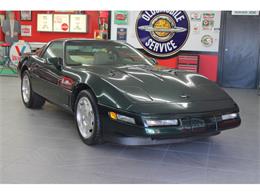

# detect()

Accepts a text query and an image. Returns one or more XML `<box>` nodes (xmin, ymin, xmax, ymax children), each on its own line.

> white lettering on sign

<box><xmin>232</xmin><ymin>11</ymin><xmax>259</xmax><ymax>15</ymax></box>
<box><xmin>141</xmin><ymin>10</ymin><xmax>185</xmax><ymax>23</ymax></box>
<box><xmin>145</xmin><ymin>38</ymin><xmax>178</xmax><ymax>52</ymax></box>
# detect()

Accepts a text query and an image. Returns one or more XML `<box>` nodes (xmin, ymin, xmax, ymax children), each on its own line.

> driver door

<box><xmin>32</xmin><ymin>41</ymin><xmax>69</xmax><ymax>107</ymax></box>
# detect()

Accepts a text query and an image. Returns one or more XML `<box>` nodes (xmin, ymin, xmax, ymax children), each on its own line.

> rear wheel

<box><xmin>75</xmin><ymin>90</ymin><xmax>102</xmax><ymax>145</ymax></box>
<box><xmin>21</xmin><ymin>70</ymin><xmax>45</xmax><ymax>109</ymax></box>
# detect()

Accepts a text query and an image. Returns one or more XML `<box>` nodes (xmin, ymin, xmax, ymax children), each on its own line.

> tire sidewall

<box><xmin>21</xmin><ymin>70</ymin><xmax>33</xmax><ymax>107</ymax></box>
<box><xmin>74</xmin><ymin>90</ymin><xmax>101</xmax><ymax>145</ymax></box>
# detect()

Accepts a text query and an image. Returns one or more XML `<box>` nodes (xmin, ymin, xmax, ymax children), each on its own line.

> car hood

<box><xmin>94</xmin><ymin>64</ymin><xmax>231</xmax><ymax>103</ymax></box>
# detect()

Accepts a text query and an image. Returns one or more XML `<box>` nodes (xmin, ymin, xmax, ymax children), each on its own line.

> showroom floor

<box><xmin>0</xmin><ymin>76</ymin><xmax>259</xmax><ymax>184</ymax></box>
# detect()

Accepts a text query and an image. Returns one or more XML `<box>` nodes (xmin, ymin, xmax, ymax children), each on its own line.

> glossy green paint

<box><xmin>63</xmin><ymin>64</ymin><xmax>237</xmax><ymax>114</ymax></box>
<box><xmin>18</xmin><ymin>39</ymin><xmax>239</xmax><ymax>115</ymax></box>
<box><xmin>17</xmin><ymin>39</ymin><xmax>240</xmax><ymax>144</ymax></box>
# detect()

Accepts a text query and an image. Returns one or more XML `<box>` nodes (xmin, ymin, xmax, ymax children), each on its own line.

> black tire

<box><xmin>74</xmin><ymin>90</ymin><xmax>102</xmax><ymax>145</ymax></box>
<box><xmin>21</xmin><ymin>70</ymin><xmax>45</xmax><ymax>109</ymax></box>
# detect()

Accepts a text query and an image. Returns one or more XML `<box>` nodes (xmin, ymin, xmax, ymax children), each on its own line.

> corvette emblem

<box><xmin>136</xmin><ymin>11</ymin><xmax>190</xmax><ymax>57</ymax></box>
<box><xmin>180</xmin><ymin>94</ymin><xmax>190</xmax><ymax>99</ymax></box>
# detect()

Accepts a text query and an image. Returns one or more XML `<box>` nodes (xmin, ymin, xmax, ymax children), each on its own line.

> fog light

<box><xmin>145</xmin><ymin>128</ymin><xmax>160</xmax><ymax>135</ymax></box>
<box><xmin>144</xmin><ymin>119</ymin><xmax>179</xmax><ymax>127</ymax></box>
<box><xmin>221</xmin><ymin>113</ymin><xmax>238</xmax><ymax>120</ymax></box>
<box><xmin>145</xmin><ymin>128</ymin><xmax>155</xmax><ymax>135</ymax></box>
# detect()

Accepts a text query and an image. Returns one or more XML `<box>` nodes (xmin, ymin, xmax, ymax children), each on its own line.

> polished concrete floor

<box><xmin>0</xmin><ymin>77</ymin><xmax>259</xmax><ymax>183</ymax></box>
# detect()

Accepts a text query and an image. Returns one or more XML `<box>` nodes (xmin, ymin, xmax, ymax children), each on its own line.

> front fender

<box><xmin>71</xmin><ymin>72</ymin><xmax>133</xmax><ymax>110</ymax></box>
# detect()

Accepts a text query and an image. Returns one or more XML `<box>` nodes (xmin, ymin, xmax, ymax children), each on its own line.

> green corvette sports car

<box><xmin>17</xmin><ymin>38</ymin><xmax>241</xmax><ymax>145</ymax></box>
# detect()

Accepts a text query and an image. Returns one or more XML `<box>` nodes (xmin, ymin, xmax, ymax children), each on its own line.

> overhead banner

<box><xmin>135</xmin><ymin>11</ymin><xmax>190</xmax><ymax>57</ymax></box>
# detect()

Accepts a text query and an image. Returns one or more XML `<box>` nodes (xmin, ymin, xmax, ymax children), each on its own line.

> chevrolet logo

<box><xmin>180</xmin><ymin>94</ymin><xmax>190</xmax><ymax>99</ymax></box>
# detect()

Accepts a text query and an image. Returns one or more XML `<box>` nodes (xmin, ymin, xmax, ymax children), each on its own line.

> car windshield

<box><xmin>65</xmin><ymin>40</ymin><xmax>153</xmax><ymax>66</ymax></box>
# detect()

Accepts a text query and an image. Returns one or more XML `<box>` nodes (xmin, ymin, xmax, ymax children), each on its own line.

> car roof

<box><xmin>50</xmin><ymin>38</ymin><xmax>119</xmax><ymax>44</ymax></box>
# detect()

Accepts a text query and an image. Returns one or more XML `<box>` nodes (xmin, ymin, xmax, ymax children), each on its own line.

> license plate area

<box><xmin>180</xmin><ymin>116</ymin><xmax>217</xmax><ymax>133</ymax></box>
<box><xmin>191</xmin><ymin>118</ymin><xmax>206</xmax><ymax>133</ymax></box>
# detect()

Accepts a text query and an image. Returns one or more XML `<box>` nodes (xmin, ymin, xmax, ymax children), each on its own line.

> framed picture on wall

<box><xmin>21</xmin><ymin>25</ymin><xmax>32</xmax><ymax>36</ymax></box>
<box><xmin>69</xmin><ymin>14</ymin><xmax>87</xmax><ymax>33</ymax></box>
<box><xmin>53</xmin><ymin>14</ymin><xmax>70</xmax><ymax>32</ymax></box>
<box><xmin>37</xmin><ymin>14</ymin><xmax>53</xmax><ymax>32</ymax></box>
<box><xmin>20</xmin><ymin>11</ymin><xmax>32</xmax><ymax>21</ymax></box>
<box><xmin>116</xmin><ymin>28</ymin><xmax>127</xmax><ymax>41</ymax></box>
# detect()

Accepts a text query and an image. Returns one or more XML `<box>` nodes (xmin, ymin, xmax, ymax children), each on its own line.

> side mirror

<box><xmin>47</xmin><ymin>57</ymin><xmax>62</xmax><ymax>70</ymax></box>
<box><xmin>149</xmin><ymin>58</ymin><xmax>157</xmax><ymax>65</ymax></box>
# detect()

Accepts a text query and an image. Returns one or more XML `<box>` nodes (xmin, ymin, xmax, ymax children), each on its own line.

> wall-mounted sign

<box><xmin>201</xmin><ymin>34</ymin><xmax>213</xmax><ymax>47</ymax></box>
<box><xmin>20</xmin><ymin>11</ymin><xmax>32</xmax><ymax>21</ymax></box>
<box><xmin>192</xmin><ymin>23</ymin><xmax>200</xmax><ymax>33</ymax></box>
<box><xmin>70</xmin><ymin>14</ymin><xmax>87</xmax><ymax>33</ymax></box>
<box><xmin>202</xmin><ymin>19</ymin><xmax>214</xmax><ymax>30</ymax></box>
<box><xmin>232</xmin><ymin>11</ymin><xmax>259</xmax><ymax>16</ymax></box>
<box><xmin>116</xmin><ymin>28</ymin><xmax>127</xmax><ymax>41</ymax></box>
<box><xmin>37</xmin><ymin>14</ymin><xmax>53</xmax><ymax>32</ymax></box>
<box><xmin>114</xmin><ymin>11</ymin><xmax>128</xmax><ymax>25</ymax></box>
<box><xmin>190</xmin><ymin>12</ymin><xmax>201</xmax><ymax>21</ymax></box>
<box><xmin>203</xmin><ymin>12</ymin><xmax>215</xmax><ymax>19</ymax></box>
<box><xmin>202</xmin><ymin>12</ymin><xmax>215</xmax><ymax>30</ymax></box>
<box><xmin>9</xmin><ymin>41</ymin><xmax>31</xmax><ymax>66</ymax></box>
<box><xmin>53</xmin><ymin>14</ymin><xmax>70</xmax><ymax>32</ymax></box>
<box><xmin>21</xmin><ymin>25</ymin><xmax>32</xmax><ymax>37</ymax></box>
<box><xmin>135</xmin><ymin>11</ymin><xmax>190</xmax><ymax>57</ymax></box>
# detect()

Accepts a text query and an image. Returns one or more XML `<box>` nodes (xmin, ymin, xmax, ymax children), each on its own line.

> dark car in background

<box><xmin>17</xmin><ymin>38</ymin><xmax>241</xmax><ymax>145</ymax></box>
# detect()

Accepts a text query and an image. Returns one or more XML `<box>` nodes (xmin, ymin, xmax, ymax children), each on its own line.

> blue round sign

<box><xmin>136</xmin><ymin>11</ymin><xmax>190</xmax><ymax>57</ymax></box>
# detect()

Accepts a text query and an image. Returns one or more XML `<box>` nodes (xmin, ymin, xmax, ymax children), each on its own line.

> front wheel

<box><xmin>75</xmin><ymin>90</ymin><xmax>102</xmax><ymax>145</ymax></box>
<box><xmin>21</xmin><ymin>70</ymin><xmax>45</xmax><ymax>109</ymax></box>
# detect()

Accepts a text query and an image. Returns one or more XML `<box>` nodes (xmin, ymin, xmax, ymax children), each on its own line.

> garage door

<box><xmin>219</xmin><ymin>11</ymin><xmax>260</xmax><ymax>89</ymax></box>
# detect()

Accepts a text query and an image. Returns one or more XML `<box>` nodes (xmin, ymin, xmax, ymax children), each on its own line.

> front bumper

<box><xmin>98</xmin><ymin>105</ymin><xmax>241</xmax><ymax>145</ymax></box>
<box><xmin>106</xmin><ymin>131</ymin><xmax>221</xmax><ymax>146</ymax></box>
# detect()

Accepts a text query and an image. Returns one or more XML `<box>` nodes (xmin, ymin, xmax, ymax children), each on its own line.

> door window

<box><xmin>42</xmin><ymin>42</ymin><xmax>63</xmax><ymax>59</ymax></box>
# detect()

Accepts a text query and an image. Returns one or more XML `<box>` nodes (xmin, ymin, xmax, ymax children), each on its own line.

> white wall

<box><xmin>110</xmin><ymin>11</ymin><xmax>221</xmax><ymax>52</ymax></box>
